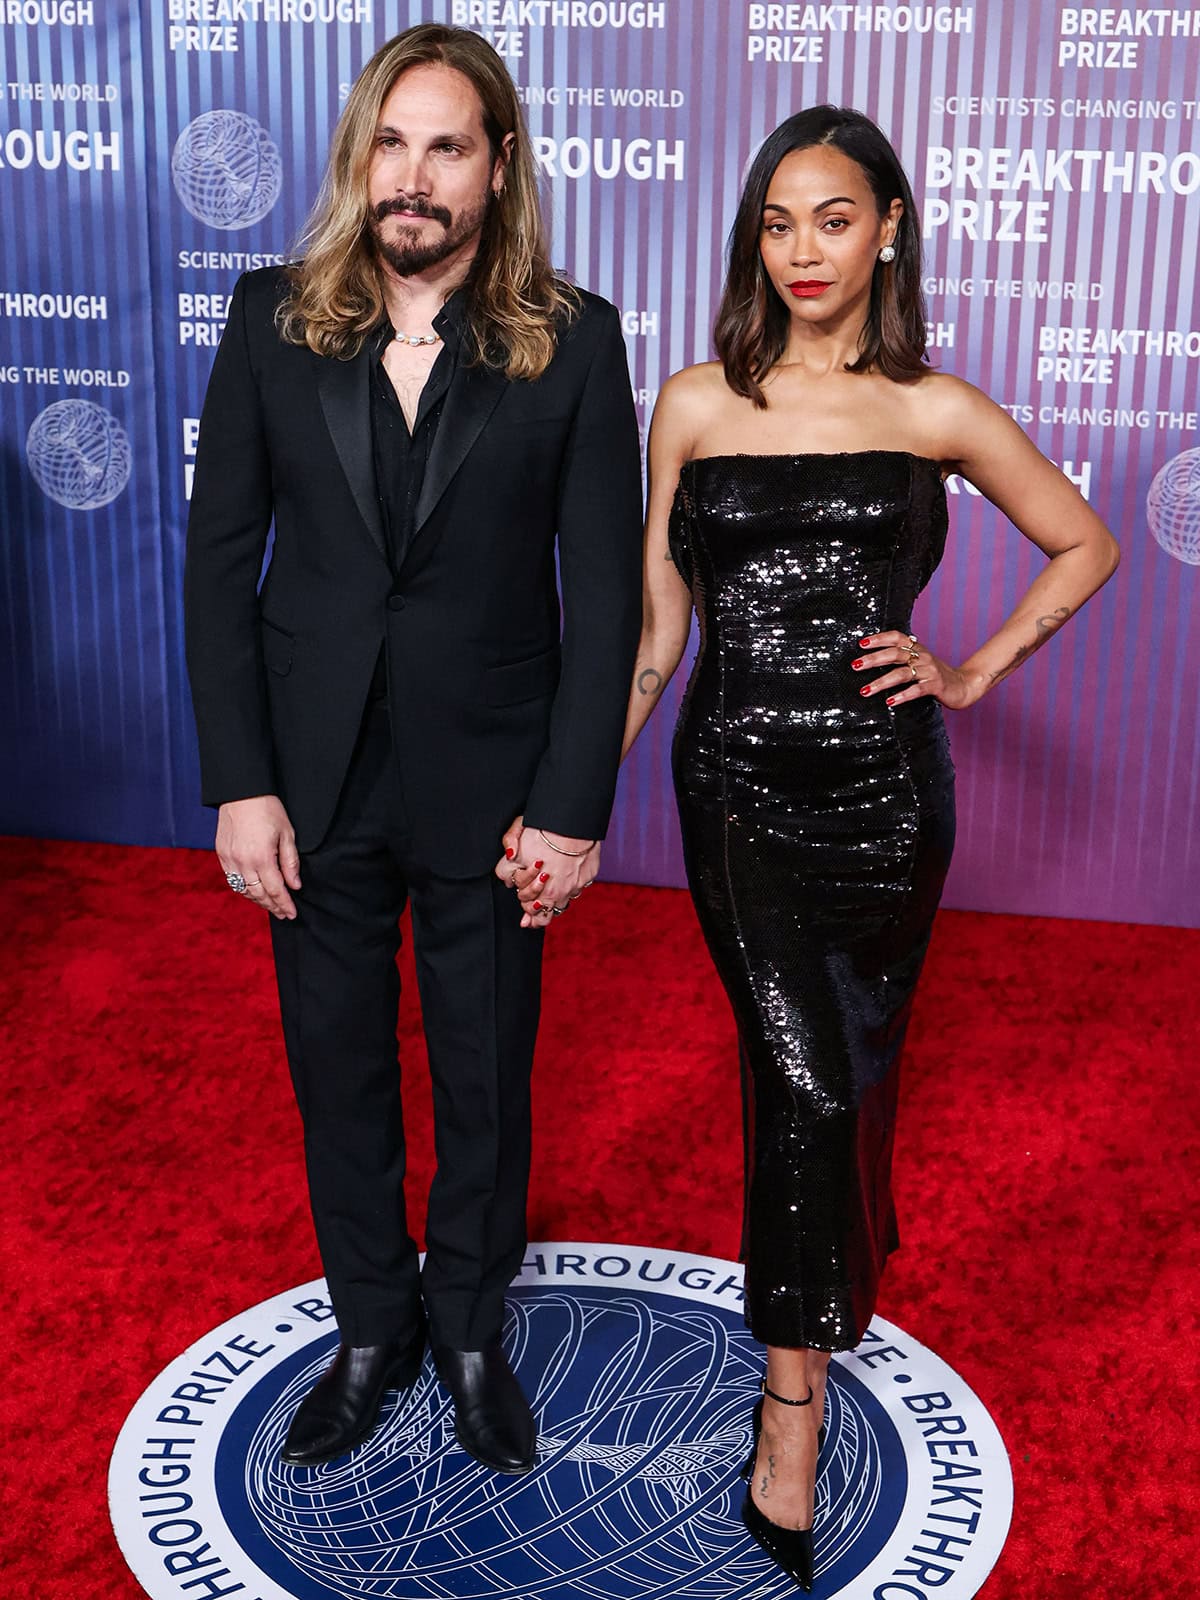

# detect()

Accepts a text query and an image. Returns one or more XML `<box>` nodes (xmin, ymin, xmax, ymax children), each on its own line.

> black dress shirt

<box><xmin>368</xmin><ymin>291</ymin><xmax>464</xmax><ymax>698</ymax></box>
<box><xmin>370</xmin><ymin>289</ymin><xmax>464</xmax><ymax>575</ymax></box>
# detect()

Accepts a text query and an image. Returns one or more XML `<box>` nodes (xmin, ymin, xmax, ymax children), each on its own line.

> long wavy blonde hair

<box><xmin>277</xmin><ymin>24</ymin><xmax>578</xmax><ymax>378</ymax></box>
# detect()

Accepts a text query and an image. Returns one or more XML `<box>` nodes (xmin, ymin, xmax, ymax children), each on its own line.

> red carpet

<box><xmin>2</xmin><ymin>836</ymin><xmax>1197</xmax><ymax>1597</ymax></box>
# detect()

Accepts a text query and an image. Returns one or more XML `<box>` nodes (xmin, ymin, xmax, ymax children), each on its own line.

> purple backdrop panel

<box><xmin>1</xmin><ymin>1</ymin><xmax>1196</xmax><ymax>925</ymax></box>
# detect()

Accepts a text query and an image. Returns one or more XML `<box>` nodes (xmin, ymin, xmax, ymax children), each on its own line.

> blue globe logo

<box><xmin>1147</xmin><ymin>447</ymin><xmax>1200</xmax><ymax>566</ymax></box>
<box><xmin>172</xmin><ymin>110</ymin><xmax>282</xmax><ymax>230</ymax></box>
<box><xmin>109</xmin><ymin>1252</ymin><xmax>1014</xmax><ymax>1598</ymax></box>
<box><xmin>26</xmin><ymin>399</ymin><xmax>132</xmax><ymax>510</ymax></box>
<box><xmin>219</xmin><ymin>1289</ymin><xmax>900</xmax><ymax>1599</ymax></box>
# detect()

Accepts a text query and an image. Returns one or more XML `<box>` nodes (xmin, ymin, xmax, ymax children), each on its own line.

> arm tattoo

<box><xmin>989</xmin><ymin>606</ymin><xmax>1072</xmax><ymax>683</ymax></box>
<box><xmin>637</xmin><ymin>667</ymin><xmax>664</xmax><ymax>697</ymax></box>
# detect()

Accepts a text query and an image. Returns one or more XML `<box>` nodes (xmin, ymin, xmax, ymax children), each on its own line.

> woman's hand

<box><xmin>496</xmin><ymin>816</ymin><xmax>601</xmax><ymax>930</ymax></box>
<box><xmin>852</xmin><ymin>631</ymin><xmax>984</xmax><ymax>712</ymax></box>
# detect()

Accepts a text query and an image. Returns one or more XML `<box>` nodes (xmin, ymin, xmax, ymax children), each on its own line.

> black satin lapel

<box><xmin>317</xmin><ymin>349</ymin><xmax>387</xmax><ymax>564</ymax></box>
<box><xmin>412</xmin><ymin>361</ymin><xmax>507</xmax><ymax>541</ymax></box>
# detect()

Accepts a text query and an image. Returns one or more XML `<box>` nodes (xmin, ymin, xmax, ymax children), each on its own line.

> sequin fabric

<box><xmin>669</xmin><ymin>452</ymin><xmax>956</xmax><ymax>1351</ymax></box>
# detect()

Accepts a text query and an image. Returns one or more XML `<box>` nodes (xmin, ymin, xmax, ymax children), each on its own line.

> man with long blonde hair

<box><xmin>184</xmin><ymin>24</ymin><xmax>642</xmax><ymax>1474</ymax></box>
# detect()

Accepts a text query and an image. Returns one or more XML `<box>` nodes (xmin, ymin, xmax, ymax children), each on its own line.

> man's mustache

<box><xmin>372</xmin><ymin>196</ymin><xmax>452</xmax><ymax>226</ymax></box>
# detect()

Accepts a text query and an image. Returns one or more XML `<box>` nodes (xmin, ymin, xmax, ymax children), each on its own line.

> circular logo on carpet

<box><xmin>109</xmin><ymin>1244</ymin><xmax>1012</xmax><ymax>1598</ymax></box>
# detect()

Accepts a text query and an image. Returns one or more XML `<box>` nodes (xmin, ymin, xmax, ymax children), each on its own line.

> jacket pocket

<box><xmin>484</xmin><ymin>645</ymin><xmax>560</xmax><ymax>707</ymax></box>
<box><xmin>260</xmin><ymin>617</ymin><xmax>293</xmax><ymax>677</ymax></box>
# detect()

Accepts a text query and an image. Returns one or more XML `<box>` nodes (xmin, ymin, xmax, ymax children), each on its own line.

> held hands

<box><xmin>494</xmin><ymin>814</ymin><xmax>601</xmax><ymax>930</ymax></box>
<box><xmin>216</xmin><ymin>795</ymin><xmax>301</xmax><ymax>919</ymax></box>
<box><xmin>851</xmin><ymin>631</ymin><xmax>983</xmax><ymax>712</ymax></box>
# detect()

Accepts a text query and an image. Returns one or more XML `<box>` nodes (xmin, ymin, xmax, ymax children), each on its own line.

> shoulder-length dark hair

<box><xmin>715</xmin><ymin>105</ymin><xmax>928</xmax><ymax>407</ymax></box>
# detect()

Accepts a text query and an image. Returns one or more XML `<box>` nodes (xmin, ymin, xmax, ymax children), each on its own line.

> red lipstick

<box><xmin>789</xmin><ymin>280</ymin><xmax>832</xmax><ymax>297</ymax></box>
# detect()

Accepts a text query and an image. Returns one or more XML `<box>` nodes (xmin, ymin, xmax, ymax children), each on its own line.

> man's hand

<box><xmin>494</xmin><ymin>816</ymin><xmax>600</xmax><ymax>929</ymax></box>
<box><xmin>216</xmin><ymin>795</ymin><xmax>301</xmax><ymax>919</ymax></box>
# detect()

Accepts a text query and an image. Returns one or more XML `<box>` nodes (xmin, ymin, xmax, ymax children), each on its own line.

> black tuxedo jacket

<box><xmin>184</xmin><ymin>267</ymin><xmax>643</xmax><ymax>876</ymax></box>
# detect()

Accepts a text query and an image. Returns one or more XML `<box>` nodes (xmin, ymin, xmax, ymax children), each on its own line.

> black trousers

<box><xmin>269</xmin><ymin>701</ymin><xmax>545</xmax><ymax>1350</ymax></box>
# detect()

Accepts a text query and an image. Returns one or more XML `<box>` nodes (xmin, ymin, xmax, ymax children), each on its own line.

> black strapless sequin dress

<box><xmin>669</xmin><ymin>452</ymin><xmax>956</xmax><ymax>1352</ymax></box>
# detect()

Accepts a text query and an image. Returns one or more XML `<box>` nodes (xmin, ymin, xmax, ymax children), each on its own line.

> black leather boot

<box><xmin>434</xmin><ymin>1340</ymin><xmax>537</xmax><ymax>1475</ymax></box>
<box><xmin>280</xmin><ymin>1317</ymin><xmax>427</xmax><ymax>1466</ymax></box>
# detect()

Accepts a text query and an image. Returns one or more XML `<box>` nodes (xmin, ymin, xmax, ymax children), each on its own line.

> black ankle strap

<box><xmin>762</xmin><ymin>1379</ymin><xmax>814</xmax><ymax>1407</ymax></box>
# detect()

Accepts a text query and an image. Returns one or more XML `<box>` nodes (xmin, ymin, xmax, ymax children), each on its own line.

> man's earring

<box><xmin>878</xmin><ymin>244</ymin><xmax>896</xmax><ymax>263</ymax></box>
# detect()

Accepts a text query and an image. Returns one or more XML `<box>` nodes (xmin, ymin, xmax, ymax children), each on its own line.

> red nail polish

<box><xmin>533</xmin><ymin>901</ymin><xmax>542</xmax><ymax>911</ymax></box>
<box><xmin>534</xmin><ymin>860</ymin><xmax>544</xmax><ymax>870</ymax></box>
<box><xmin>860</xmin><ymin>638</ymin><xmax>871</xmax><ymax>647</ymax></box>
<box><xmin>859</xmin><ymin>686</ymin><xmax>871</xmax><ymax>697</ymax></box>
<box><xmin>505</xmin><ymin>848</ymin><xmax>514</xmax><ymax>860</ymax></box>
<box><xmin>852</xmin><ymin>658</ymin><xmax>863</xmax><ymax>669</ymax></box>
<box><xmin>886</xmin><ymin>696</ymin><xmax>897</xmax><ymax>706</ymax></box>
<box><xmin>539</xmin><ymin>873</ymin><xmax>549</xmax><ymax>882</ymax></box>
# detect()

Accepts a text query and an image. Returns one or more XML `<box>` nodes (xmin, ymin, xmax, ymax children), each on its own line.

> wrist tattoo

<box><xmin>989</xmin><ymin>606</ymin><xmax>1072</xmax><ymax>683</ymax></box>
<box><xmin>637</xmin><ymin>667</ymin><xmax>664</xmax><ymax>697</ymax></box>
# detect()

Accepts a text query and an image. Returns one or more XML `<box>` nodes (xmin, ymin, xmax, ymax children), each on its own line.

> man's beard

<box><xmin>368</xmin><ymin>190</ymin><xmax>493</xmax><ymax>277</ymax></box>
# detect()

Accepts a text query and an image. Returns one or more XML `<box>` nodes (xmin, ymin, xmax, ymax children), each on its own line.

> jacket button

<box><xmin>387</xmin><ymin>594</ymin><xmax>406</xmax><ymax>612</ymax></box>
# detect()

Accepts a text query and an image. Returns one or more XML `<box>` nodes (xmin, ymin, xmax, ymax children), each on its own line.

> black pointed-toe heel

<box><xmin>742</xmin><ymin>1486</ymin><xmax>815</xmax><ymax>1592</ymax></box>
<box><xmin>740</xmin><ymin>1379</ymin><xmax>817</xmax><ymax>1593</ymax></box>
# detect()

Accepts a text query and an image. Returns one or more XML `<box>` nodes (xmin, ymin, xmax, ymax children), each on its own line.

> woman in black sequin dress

<box><xmin>616</xmin><ymin>108</ymin><xmax>1119</xmax><ymax>1589</ymax></box>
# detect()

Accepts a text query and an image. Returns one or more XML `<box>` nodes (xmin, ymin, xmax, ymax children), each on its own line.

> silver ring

<box><xmin>550</xmin><ymin>905</ymin><xmax>566</xmax><ymax>916</ymax></box>
<box><xmin>225</xmin><ymin>871</ymin><xmax>247</xmax><ymax>894</ymax></box>
<box><xmin>509</xmin><ymin>870</ymin><xmax>519</xmax><ymax>888</ymax></box>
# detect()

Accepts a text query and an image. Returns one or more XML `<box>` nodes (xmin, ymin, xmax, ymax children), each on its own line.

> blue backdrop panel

<box><xmin>1</xmin><ymin>1</ymin><xmax>169</xmax><ymax>842</ymax></box>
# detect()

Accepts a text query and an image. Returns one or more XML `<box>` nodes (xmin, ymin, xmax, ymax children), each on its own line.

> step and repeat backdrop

<box><xmin>2</xmin><ymin>1</ymin><xmax>1198</xmax><ymax>924</ymax></box>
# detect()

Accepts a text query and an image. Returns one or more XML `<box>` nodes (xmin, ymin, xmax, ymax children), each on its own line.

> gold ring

<box><xmin>509</xmin><ymin>870</ymin><xmax>519</xmax><ymax>888</ymax></box>
<box><xmin>910</xmin><ymin>662</ymin><xmax>919</xmax><ymax>680</ymax></box>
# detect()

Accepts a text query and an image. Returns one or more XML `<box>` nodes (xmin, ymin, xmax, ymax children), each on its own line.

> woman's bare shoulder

<box><xmin>900</xmin><ymin>369</ymin><xmax>1016</xmax><ymax>460</ymax></box>
<box><xmin>652</xmin><ymin>362</ymin><xmax>731</xmax><ymax>453</ymax></box>
<box><xmin>907</xmin><ymin>368</ymin><xmax>1002</xmax><ymax>423</ymax></box>
<box><xmin>658</xmin><ymin>360</ymin><xmax>729</xmax><ymax>407</ymax></box>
